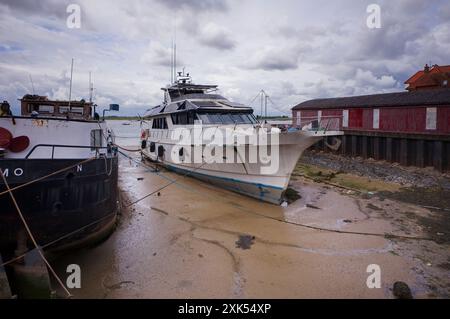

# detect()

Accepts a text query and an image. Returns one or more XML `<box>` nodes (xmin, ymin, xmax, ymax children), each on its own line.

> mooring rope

<box><xmin>0</xmin><ymin>157</ymin><xmax>96</xmax><ymax>198</ymax></box>
<box><xmin>118</xmin><ymin>150</ymin><xmax>436</xmax><ymax>242</ymax></box>
<box><xmin>0</xmin><ymin>169</ymin><xmax>72</xmax><ymax>298</ymax></box>
<box><xmin>122</xmin><ymin>151</ymin><xmax>208</xmax><ymax>208</ymax></box>
<box><xmin>0</xmin><ymin>211</ymin><xmax>117</xmax><ymax>268</ymax></box>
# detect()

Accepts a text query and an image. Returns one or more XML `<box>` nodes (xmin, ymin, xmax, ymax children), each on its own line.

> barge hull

<box><xmin>0</xmin><ymin>157</ymin><xmax>119</xmax><ymax>258</ymax></box>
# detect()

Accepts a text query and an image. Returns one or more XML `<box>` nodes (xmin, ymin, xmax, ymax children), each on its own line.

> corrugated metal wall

<box><xmin>292</xmin><ymin>105</ymin><xmax>450</xmax><ymax>134</ymax></box>
<box><xmin>291</xmin><ymin>105</ymin><xmax>450</xmax><ymax>171</ymax></box>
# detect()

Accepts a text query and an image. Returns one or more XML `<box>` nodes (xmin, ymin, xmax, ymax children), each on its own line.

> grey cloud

<box><xmin>140</xmin><ymin>42</ymin><xmax>174</xmax><ymax>67</ymax></box>
<box><xmin>244</xmin><ymin>44</ymin><xmax>307</xmax><ymax>71</ymax></box>
<box><xmin>198</xmin><ymin>23</ymin><xmax>235</xmax><ymax>50</ymax></box>
<box><xmin>155</xmin><ymin>0</ymin><xmax>228</xmax><ymax>12</ymax></box>
<box><xmin>0</xmin><ymin>0</ymin><xmax>70</xmax><ymax>18</ymax></box>
<box><xmin>1</xmin><ymin>0</ymin><xmax>449</xmax><ymax>117</ymax></box>
<box><xmin>253</xmin><ymin>58</ymin><xmax>298</xmax><ymax>71</ymax></box>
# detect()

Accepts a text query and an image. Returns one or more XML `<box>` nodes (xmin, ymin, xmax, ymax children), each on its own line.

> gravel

<box><xmin>301</xmin><ymin>150</ymin><xmax>450</xmax><ymax>190</ymax></box>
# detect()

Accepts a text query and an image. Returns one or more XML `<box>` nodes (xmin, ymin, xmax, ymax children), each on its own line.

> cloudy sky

<box><xmin>0</xmin><ymin>0</ymin><xmax>449</xmax><ymax>116</ymax></box>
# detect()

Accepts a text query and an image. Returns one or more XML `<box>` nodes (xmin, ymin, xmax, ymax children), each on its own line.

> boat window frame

<box><xmin>152</xmin><ymin>116</ymin><xmax>168</xmax><ymax>129</ymax></box>
<box><xmin>90</xmin><ymin>129</ymin><xmax>103</xmax><ymax>150</ymax></box>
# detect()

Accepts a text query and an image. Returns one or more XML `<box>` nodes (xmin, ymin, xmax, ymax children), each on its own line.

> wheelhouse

<box><xmin>20</xmin><ymin>94</ymin><xmax>94</xmax><ymax>120</ymax></box>
<box><xmin>144</xmin><ymin>72</ymin><xmax>258</xmax><ymax>127</ymax></box>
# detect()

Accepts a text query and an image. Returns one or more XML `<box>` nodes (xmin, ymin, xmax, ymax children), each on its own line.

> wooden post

<box><xmin>416</xmin><ymin>139</ymin><xmax>425</xmax><ymax>168</ymax></box>
<box><xmin>351</xmin><ymin>135</ymin><xmax>358</xmax><ymax>157</ymax></box>
<box><xmin>400</xmin><ymin>138</ymin><xmax>408</xmax><ymax>166</ymax></box>
<box><xmin>362</xmin><ymin>136</ymin><xmax>368</xmax><ymax>158</ymax></box>
<box><xmin>433</xmin><ymin>141</ymin><xmax>443</xmax><ymax>172</ymax></box>
<box><xmin>386</xmin><ymin>137</ymin><xmax>393</xmax><ymax>162</ymax></box>
<box><xmin>373</xmin><ymin>137</ymin><xmax>380</xmax><ymax>160</ymax></box>
<box><xmin>341</xmin><ymin>135</ymin><xmax>347</xmax><ymax>155</ymax></box>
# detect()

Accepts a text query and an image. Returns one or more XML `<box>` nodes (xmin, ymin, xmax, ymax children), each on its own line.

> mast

<box><xmin>174</xmin><ymin>39</ymin><xmax>177</xmax><ymax>82</ymax></box>
<box><xmin>170</xmin><ymin>39</ymin><xmax>174</xmax><ymax>84</ymax></box>
<box><xmin>260</xmin><ymin>90</ymin><xmax>264</xmax><ymax>118</ymax></box>
<box><xmin>68</xmin><ymin>58</ymin><xmax>74</xmax><ymax>112</ymax></box>
<box><xmin>265</xmin><ymin>93</ymin><xmax>269</xmax><ymax>118</ymax></box>
<box><xmin>89</xmin><ymin>71</ymin><xmax>93</xmax><ymax>103</ymax></box>
<box><xmin>29</xmin><ymin>74</ymin><xmax>35</xmax><ymax>94</ymax></box>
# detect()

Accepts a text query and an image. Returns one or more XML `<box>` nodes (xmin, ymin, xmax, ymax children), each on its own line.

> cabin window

<box><xmin>59</xmin><ymin>106</ymin><xmax>84</xmax><ymax>114</ymax></box>
<box><xmin>197</xmin><ymin>113</ymin><xmax>211</xmax><ymax>124</ymax></box>
<box><xmin>38</xmin><ymin>105</ymin><xmax>54</xmax><ymax>113</ymax></box>
<box><xmin>152</xmin><ymin>117</ymin><xmax>168</xmax><ymax>129</ymax></box>
<box><xmin>230</xmin><ymin>113</ymin><xmax>250</xmax><ymax>124</ymax></box>
<box><xmin>196</xmin><ymin>112</ymin><xmax>256</xmax><ymax>125</ymax></box>
<box><xmin>28</xmin><ymin>104</ymin><xmax>54</xmax><ymax>113</ymax></box>
<box><xmin>171</xmin><ymin>112</ymin><xmax>197</xmax><ymax>125</ymax></box>
<box><xmin>90</xmin><ymin>129</ymin><xmax>103</xmax><ymax>150</ymax></box>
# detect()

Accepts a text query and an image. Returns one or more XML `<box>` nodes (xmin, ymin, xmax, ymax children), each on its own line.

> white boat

<box><xmin>140</xmin><ymin>72</ymin><xmax>343</xmax><ymax>204</ymax></box>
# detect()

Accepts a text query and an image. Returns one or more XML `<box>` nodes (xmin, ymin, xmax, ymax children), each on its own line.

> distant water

<box><xmin>107</xmin><ymin>120</ymin><xmax>141</xmax><ymax>148</ymax></box>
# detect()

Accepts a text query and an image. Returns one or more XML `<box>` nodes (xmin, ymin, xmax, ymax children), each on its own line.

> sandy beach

<box><xmin>51</xmin><ymin>134</ymin><xmax>450</xmax><ymax>298</ymax></box>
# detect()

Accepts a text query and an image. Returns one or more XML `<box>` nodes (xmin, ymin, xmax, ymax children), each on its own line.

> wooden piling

<box><xmin>400</xmin><ymin>139</ymin><xmax>408</xmax><ymax>166</ymax></box>
<box><xmin>373</xmin><ymin>137</ymin><xmax>380</xmax><ymax>160</ymax></box>
<box><xmin>386</xmin><ymin>137</ymin><xmax>393</xmax><ymax>162</ymax></box>
<box><xmin>351</xmin><ymin>135</ymin><xmax>358</xmax><ymax>157</ymax></box>
<box><xmin>416</xmin><ymin>139</ymin><xmax>425</xmax><ymax>167</ymax></box>
<box><xmin>433</xmin><ymin>141</ymin><xmax>443</xmax><ymax>172</ymax></box>
<box><xmin>362</xmin><ymin>136</ymin><xmax>368</xmax><ymax>158</ymax></box>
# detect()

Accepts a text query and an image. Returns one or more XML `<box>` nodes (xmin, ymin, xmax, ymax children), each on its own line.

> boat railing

<box><xmin>25</xmin><ymin>144</ymin><xmax>109</xmax><ymax>159</ymax></box>
<box><xmin>295</xmin><ymin>115</ymin><xmax>342</xmax><ymax>133</ymax></box>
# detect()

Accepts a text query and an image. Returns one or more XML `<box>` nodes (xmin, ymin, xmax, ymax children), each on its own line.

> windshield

<box><xmin>197</xmin><ymin>112</ymin><xmax>257</xmax><ymax>124</ymax></box>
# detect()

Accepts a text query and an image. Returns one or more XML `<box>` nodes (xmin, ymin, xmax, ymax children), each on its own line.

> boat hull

<box><xmin>0</xmin><ymin>157</ymin><xmax>119</xmax><ymax>258</ymax></box>
<box><xmin>142</xmin><ymin>129</ymin><xmax>338</xmax><ymax>204</ymax></box>
<box><xmin>165</xmin><ymin>162</ymin><xmax>285</xmax><ymax>203</ymax></box>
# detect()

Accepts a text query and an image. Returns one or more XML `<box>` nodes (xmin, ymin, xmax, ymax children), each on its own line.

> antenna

<box><xmin>174</xmin><ymin>40</ymin><xmax>177</xmax><ymax>82</ymax></box>
<box><xmin>68</xmin><ymin>58</ymin><xmax>74</xmax><ymax>112</ymax></box>
<box><xmin>260</xmin><ymin>90</ymin><xmax>265</xmax><ymax>118</ymax></box>
<box><xmin>170</xmin><ymin>38</ymin><xmax>174</xmax><ymax>84</ymax></box>
<box><xmin>29</xmin><ymin>74</ymin><xmax>35</xmax><ymax>95</ymax></box>
<box><xmin>173</xmin><ymin>21</ymin><xmax>177</xmax><ymax>83</ymax></box>
<box><xmin>89</xmin><ymin>71</ymin><xmax>94</xmax><ymax>103</ymax></box>
<box><xmin>265</xmin><ymin>93</ymin><xmax>269</xmax><ymax>118</ymax></box>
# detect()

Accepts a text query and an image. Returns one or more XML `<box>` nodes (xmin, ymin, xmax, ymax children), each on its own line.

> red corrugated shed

<box><xmin>292</xmin><ymin>89</ymin><xmax>450</xmax><ymax>135</ymax></box>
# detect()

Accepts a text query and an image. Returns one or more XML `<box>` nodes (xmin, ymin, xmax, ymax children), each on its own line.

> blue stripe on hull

<box><xmin>165</xmin><ymin>163</ymin><xmax>284</xmax><ymax>204</ymax></box>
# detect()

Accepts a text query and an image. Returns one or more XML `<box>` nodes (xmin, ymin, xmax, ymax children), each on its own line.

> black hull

<box><xmin>0</xmin><ymin>156</ymin><xmax>119</xmax><ymax>258</ymax></box>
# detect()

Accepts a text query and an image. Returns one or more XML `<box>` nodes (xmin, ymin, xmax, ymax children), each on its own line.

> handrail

<box><xmin>25</xmin><ymin>144</ymin><xmax>108</xmax><ymax>159</ymax></box>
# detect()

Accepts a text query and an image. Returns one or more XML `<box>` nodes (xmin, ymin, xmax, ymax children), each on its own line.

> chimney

<box><xmin>424</xmin><ymin>64</ymin><xmax>430</xmax><ymax>73</ymax></box>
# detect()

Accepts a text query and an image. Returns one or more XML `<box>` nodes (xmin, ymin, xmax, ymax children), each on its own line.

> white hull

<box><xmin>142</xmin><ymin>127</ymin><xmax>342</xmax><ymax>204</ymax></box>
<box><xmin>0</xmin><ymin>117</ymin><xmax>110</xmax><ymax>159</ymax></box>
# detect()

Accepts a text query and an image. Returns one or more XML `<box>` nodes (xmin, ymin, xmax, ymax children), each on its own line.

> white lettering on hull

<box><xmin>0</xmin><ymin>168</ymin><xmax>24</xmax><ymax>178</ymax></box>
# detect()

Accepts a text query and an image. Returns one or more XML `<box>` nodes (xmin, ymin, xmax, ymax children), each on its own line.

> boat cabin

<box><xmin>20</xmin><ymin>94</ymin><xmax>93</xmax><ymax>120</ymax></box>
<box><xmin>146</xmin><ymin>72</ymin><xmax>258</xmax><ymax>128</ymax></box>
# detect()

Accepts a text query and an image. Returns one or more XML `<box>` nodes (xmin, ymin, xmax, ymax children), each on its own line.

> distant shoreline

<box><xmin>105</xmin><ymin>116</ymin><xmax>140</xmax><ymax>120</ymax></box>
<box><xmin>106</xmin><ymin>116</ymin><xmax>292</xmax><ymax>121</ymax></box>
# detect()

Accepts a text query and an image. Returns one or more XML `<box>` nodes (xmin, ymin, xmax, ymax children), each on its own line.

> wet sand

<box><xmin>52</xmin><ymin>152</ymin><xmax>450</xmax><ymax>298</ymax></box>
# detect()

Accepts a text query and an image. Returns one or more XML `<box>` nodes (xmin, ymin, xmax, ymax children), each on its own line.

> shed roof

<box><xmin>292</xmin><ymin>88</ymin><xmax>450</xmax><ymax>110</ymax></box>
